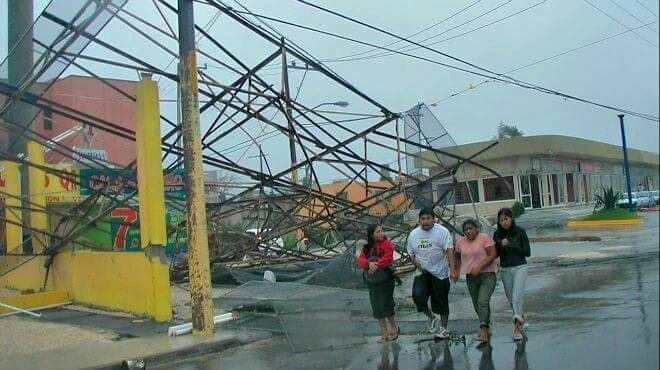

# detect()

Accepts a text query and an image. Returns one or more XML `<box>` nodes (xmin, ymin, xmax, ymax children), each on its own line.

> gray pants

<box><xmin>501</xmin><ymin>264</ymin><xmax>528</xmax><ymax>323</ymax></box>
<box><xmin>466</xmin><ymin>272</ymin><xmax>496</xmax><ymax>328</ymax></box>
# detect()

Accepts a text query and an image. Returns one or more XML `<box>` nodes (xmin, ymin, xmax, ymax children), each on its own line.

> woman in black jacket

<box><xmin>493</xmin><ymin>207</ymin><xmax>530</xmax><ymax>341</ymax></box>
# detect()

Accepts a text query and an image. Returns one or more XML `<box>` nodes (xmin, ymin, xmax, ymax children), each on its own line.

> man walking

<box><xmin>406</xmin><ymin>207</ymin><xmax>456</xmax><ymax>339</ymax></box>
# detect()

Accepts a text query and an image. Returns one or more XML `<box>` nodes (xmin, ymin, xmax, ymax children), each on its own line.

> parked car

<box><xmin>245</xmin><ymin>228</ymin><xmax>284</xmax><ymax>256</ymax></box>
<box><xmin>617</xmin><ymin>191</ymin><xmax>653</xmax><ymax>209</ymax></box>
<box><xmin>617</xmin><ymin>192</ymin><xmax>639</xmax><ymax>208</ymax></box>
<box><xmin>649</xmin><ymin>190</ymin><xmax>659</xmax><ymax>206</ymax></box>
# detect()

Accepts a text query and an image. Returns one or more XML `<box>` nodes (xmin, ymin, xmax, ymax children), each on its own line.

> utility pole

<box><xmin>281</xmin><ymin>39</ymin><xmax>298</xmax><ymax>184</ymax></box>
<box><xmin>618</xmin><ymin>114</ymin><xmax>634</xmax><ymax>212</ymax></box>
<box><xmin>7</xmin><ymin>0</ymin><xmax>35</xmax><ymax>253</ymax></box>
<box><xmin>178</xmin><ymin>0</ymin><xmax>214</xmax><ymax>336</ymax></box>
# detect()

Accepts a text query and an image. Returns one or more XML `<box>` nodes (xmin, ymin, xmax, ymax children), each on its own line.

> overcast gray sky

<box><xmin>2</xmin><ymin>0</ymin><xmax>658</xmax><ymax>173</ymax></box>
<box><xmin>225</xmin><ymin>0</ymin><xmax>660</xmax><ymax>153</ymax></box>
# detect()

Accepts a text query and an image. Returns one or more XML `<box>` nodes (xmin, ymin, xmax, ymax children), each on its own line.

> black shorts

<box><xmin>412</xmin><ymin>271</ymin><xmax>450</xmax><ymax>316</ymax></box>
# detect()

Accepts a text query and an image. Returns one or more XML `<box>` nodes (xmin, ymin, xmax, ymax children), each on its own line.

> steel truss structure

<box><xmin>0</xmin><ymin>0</ymin><xmax>501</xmax><ymax>284</ymax></box>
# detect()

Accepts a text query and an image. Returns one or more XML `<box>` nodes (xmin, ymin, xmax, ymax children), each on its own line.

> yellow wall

<box><xmin>0</xmin><ymin>250</ymin><xmax>172</xmax><ymax>321</ymax></box>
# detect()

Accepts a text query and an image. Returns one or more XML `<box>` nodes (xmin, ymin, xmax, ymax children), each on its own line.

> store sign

<box><xmin>79</xmin><ymin>169</ymin><xmax>137</xmax><ymax>197</ymax></box>
<box><xmin>79</xmin><ymin>168</ymin><xmax>186</xmax><ymax>199</ymax></box>
<box><xmin>72</xmin><ymin>147</ymin><xmax>108</xmax><ymax>165</ymax></box>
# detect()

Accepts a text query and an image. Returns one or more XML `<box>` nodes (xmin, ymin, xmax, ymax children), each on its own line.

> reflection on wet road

<box><xmin>156</xmin><ymin>255</ymin><xmax>658</xmax><ymax>370</ymax></box>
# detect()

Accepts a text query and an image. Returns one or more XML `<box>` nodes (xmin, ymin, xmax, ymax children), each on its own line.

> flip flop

<box><xmin>389</xmin><ymin>326</ymin><xmax>400</xmax><ymax>341</ymax></box>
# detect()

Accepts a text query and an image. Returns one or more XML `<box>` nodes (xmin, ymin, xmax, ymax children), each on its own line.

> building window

<box><xmin>483</xmin><ymin>176</ymin><xmax>515</xmax><ymax>202</ymax></box>
<box><xmin>43</xmin><ymin>108</ymin><xmax>53</xmax><ymax>130</ymax></box>
<box><xmin>437</xmin><ymin>180</ymin><xmax>479</xmax><ymax>205</ymax></box>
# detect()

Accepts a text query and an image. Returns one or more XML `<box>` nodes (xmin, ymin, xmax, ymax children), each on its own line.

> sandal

<box><xmin>389</xmin><ymin>326</ymin><xmax>400</xmax><ymax>341</ymax></box>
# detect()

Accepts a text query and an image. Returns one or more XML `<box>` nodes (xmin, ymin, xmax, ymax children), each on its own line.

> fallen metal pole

<box><xmin>0</xmin><ymin>300</ymin><xmax>72</xmax><ymax>317</ymax></box>
<box><xmin>0</xmin><ymin>300</ymin><xmax>43</xmax><ymax>317</ymax></box>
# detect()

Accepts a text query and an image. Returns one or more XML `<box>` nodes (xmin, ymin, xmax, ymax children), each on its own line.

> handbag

<box><xmin>363</xmin><ymin>267</ymin><xmax>393</xmax><ymax>286</ymax></box>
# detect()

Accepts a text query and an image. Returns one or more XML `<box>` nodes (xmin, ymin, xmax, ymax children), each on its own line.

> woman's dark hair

<box><xmin>363</xmin><ymin>224</ymin><xmax>380</xmax><ymax>256</ymax></box>
<box><xmin>496</xmin><ymin>207</ymin><xmax>518</xmax><ymax>236</ymax></box>
<box><xmin>462</xmin><ymin>218</ymin><xmax>479</xmax><ymax>234</ymax></box>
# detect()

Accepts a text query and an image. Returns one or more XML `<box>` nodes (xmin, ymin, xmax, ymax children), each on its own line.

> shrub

<box><xmin>594</xmin><ymin>187</ymin><xmax>621</xmax><ymax>210</ymax></box>
<box><xmin>511</xmin><ymin>201</ymin><xmax>525</xmax><ymax>218</ymax></box>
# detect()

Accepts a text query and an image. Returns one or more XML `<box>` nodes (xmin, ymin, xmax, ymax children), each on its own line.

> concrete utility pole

<box><xmin>178</xmin><ymin>0</ymin><xmax>214</xmax><ymax>335</ymax></box>
<box><xmin>618</xmin><ymin>114</ymin><xmax>634</xmax><ymax>212</ymax></box>
<box><xmin>281</xmin><ymin>39</ymin><xmax>298</xmax><ymax>185</ymax></box>
<box><xmin>7</xmin><ymin>0</ymin><xmax>35</xmax><ymax>252</ymax></box>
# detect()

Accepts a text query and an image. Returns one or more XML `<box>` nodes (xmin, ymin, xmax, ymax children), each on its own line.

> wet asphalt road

<box><xmin>155</xmin><ymin>251</ymin><xmax>659</xmax><ymax>369</ymax></box>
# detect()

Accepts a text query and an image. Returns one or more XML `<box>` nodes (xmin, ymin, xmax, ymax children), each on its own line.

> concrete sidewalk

<box><xmin>0</xmin><ymin>328</ymin><xmax>269</xmax><ymax>370</ymax></box>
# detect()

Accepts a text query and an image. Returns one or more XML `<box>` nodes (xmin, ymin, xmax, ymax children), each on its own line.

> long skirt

<box><xmin>368</xmin><ymin>279</ymin><xmax>395</xmax><ymax>319</ymax></box>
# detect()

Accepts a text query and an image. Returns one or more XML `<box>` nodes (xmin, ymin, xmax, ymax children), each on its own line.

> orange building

<box><xmin>299</xmin><ymin>179</ymin><xmax>412</xmax><ymax>227</ymax></box>
<box><xmin>35</xmin><ymin>75</ymin><xmax>138</xmax><ymax>166</ymax></box>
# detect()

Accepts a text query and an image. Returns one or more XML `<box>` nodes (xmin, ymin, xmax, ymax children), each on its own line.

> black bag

<box><xmin>363</xmin><ymin>267</ymin><xmax>393</xmax><ymax>286</ymax></box>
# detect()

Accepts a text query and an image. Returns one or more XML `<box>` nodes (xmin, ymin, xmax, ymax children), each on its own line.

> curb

<box><xmin>90</xmin><ymin>331</ymin><xmax>271</xmax><ymax>370</ymax></box>
<box><xmin>566</xmin><ymin>219</ymin><xmax>644</xmax><ymax>228</ymax></box>
<box><xmin>91</xmin><ymin>337</ymin><xmax>240</xmax><ymax>370</ymax></box>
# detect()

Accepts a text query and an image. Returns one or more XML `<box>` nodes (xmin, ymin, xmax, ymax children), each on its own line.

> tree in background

<box><xmin>496</xmin><ymin>121</ymin><xmax>524</xmax><ymax>139</ymax></box>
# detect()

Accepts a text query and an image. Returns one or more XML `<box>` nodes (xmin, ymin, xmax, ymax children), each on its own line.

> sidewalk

<box><xmin>0</xmin><ymin>285</ymin><xmax>265</xmax><ymax>370</ymax></box>
<box><xmin>0</xmin><ymin>327</ymin><xmax>269</xmax><ymax>370</ymax></box>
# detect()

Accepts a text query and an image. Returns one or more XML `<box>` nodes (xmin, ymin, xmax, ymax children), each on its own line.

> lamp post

<box><xmin>288</xmin><ymin>101</ymin><xmax>349</xmax><ymax>183</ymax></box>
<box><xmin>618</xmin><ymin>114</ymin><xmax>634</xmax><ymax>212</ymax></box>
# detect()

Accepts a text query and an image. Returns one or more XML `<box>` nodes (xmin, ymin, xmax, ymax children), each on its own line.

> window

<box><xmin>43</xmin><ymin>108</ymin><xmax>53</xmax><ymax>130</ymax></box>
<box><xmin>437</xmin><ymin>180</ymin><xmax>479</xmax><ymax>205</ymax></box>
<box><xmin>483</xmin><ymin>176</ymin><xmax>515</xmax><ymax>202</ymax></box>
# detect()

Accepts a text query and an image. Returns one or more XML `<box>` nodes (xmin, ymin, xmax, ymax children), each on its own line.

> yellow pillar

<box><xmin>3</xmin><ymin>161</ymin><xmax>22</xmax><ymax>253</ymax></box>
<box><xmin>136</xmin><ymin>72</ymin><xmax>172</xmax><ymax>321</ymax></box>
<box><xmin>28</xmin><ymin>141</ymin><xmax>48</xmax><ymax>253</ymax></box>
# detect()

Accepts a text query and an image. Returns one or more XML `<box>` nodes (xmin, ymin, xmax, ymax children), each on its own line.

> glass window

<box><xmin>484</xmin><ymin>176</ymin><xmax>515</xmax><ymax>202</ymax></box>
<box><xmin>43</xmin><ymin>108</ymin><xmax>53</xmax><ymax>130</ymax></box>
<box><xmin>437</xmin><ymin>180</ymin><xmax>479</xmax><ymax>205</ymax></box>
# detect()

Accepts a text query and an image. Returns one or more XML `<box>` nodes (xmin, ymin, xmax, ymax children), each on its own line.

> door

<box><xmin>518</xmin><ymin>175</ymin><xmax>532</xmax><ymax>209</ymax></box>
<box><xmin>530</xmin><ymin>174</ymin><xmax>541</xmax><ymax>208</ymax></box>
<box><xmin>566</xmin><ymin>174</ymin><xmax>575</xmax><ymax>202</ymax></box>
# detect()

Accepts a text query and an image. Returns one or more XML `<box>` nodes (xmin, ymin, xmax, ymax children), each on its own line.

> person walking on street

<box><xmin>358</xmin><ymin>224</ymin><xmax>399</xmax><ymax>342</ymax></box>
<box><xmin>407</xmin><ymin>207</ymin><xmax>456</xmax><ymax>339</ymax></box>
<box><xmin>493</xmin><ymin>207</ymin><xmax>531</xmax><ymax>341</ymax></box>
<box><xmin>452</xmin><ymin>219</ymin><xmax>498</xmax><ymax>342</ymax></box>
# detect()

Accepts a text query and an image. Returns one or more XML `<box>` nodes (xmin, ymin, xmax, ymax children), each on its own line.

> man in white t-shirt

<box><xmin>406</xmin><ymin>207</ymin><xmax>456</xmax><ymax>339</ymax></box>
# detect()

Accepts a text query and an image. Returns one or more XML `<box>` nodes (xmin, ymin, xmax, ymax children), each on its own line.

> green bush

<box><xmin>594</xmin><ymin>187</ymin><xmax>621</xmax><ymax>210</ymax></box>
<box><xmin>511</xmin><ymin>201</ymin><xmax>525</xmax><ymax>218</ymax></box>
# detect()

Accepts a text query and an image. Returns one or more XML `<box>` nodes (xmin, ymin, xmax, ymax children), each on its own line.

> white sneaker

<box><xmin>434</xmin><ymin>326</ymin><xmax>450</xmax><ymax>339</ymax></box>
<box><xmin>426</xmin><ymin>317</ymin><xmax>439</xmax><ymax>333</ymax></box>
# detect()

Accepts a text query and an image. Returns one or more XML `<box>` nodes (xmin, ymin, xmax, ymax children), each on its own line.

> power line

<box><xmin>322</xmin><ymin>0</ymin><xmax>545</xmax><ymax>64</ymax></box>
<box><xmin>428</xmin><ymin>21</ymin><xmax>658</xmax><ymax>106</ymax></box>
<box><xmin>326</xmin><ymin>0</ymin><xmax>484</xmax><ymax>62</ymax></box>
<box><xmin>224</xmin><ymin>2</ymin><xmax>658</xmax><ymax>122</ymax></box>
<box><xmin>583</xmin><ymin>0</ymin><xmax>658</xmax><ymax>47</ymax></box>
<box><xmin>635</xmin><ymin>0</ymin><xmax>658</xmax><ymax>18</ymax></box>
<box><xmin>608</xmin><ymin>0</ymin><xmax>657</xmax><ymax>32</ymax></box>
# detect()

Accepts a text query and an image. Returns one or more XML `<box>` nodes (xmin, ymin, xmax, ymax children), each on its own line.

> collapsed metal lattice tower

<box><xmin>0</xmin><ymin>0</ymin><xmax>502</xmax><ymax>284</ymax></box>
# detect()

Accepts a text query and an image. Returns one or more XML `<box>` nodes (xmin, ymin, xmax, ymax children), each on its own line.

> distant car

<box><xmin>650</xmin><ymin>190</ymin><xmax>660</xmax><ymax>206</ymax></box>
<box><xmin>245</xmin><ymin>228</ymin><xmax>284</xmax><ymax>256</ymax></box>
<box><xmin>617</xmin><ymin>191</ymin><xmax>653</xmax><ymax>209</ymax></box>
<box><xmin>617</xmin><ymin>192</ymin><xmax>640</xmax><ymax>208</ymax></box>
<box><xmin>638</xmin><ymin>191</ymin><xmax>654</xmax><ymax>208</ymax></box>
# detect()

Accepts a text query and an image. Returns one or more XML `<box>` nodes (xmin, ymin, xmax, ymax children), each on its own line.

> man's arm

<box><xmin>447</xmin><ymin>246</ymin><xmax>457</xmax><ymax>280</ymax></box>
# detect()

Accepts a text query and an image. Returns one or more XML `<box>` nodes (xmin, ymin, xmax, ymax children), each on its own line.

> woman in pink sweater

<box><xmin>451</xmin><ymin>219</ymin><xmax>498</xmax><ymax>342</ymax></box>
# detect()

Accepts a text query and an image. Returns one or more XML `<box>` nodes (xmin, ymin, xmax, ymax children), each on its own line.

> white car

<box><xmin>617</xmin><ymin>192</ymin><xmax>653</xmax><ymax>209</ymax></box>
<box><xmin>649</xmin><ymin>190</ymin><xmax>659</xmax><ymax>206</ymax></box>
<box><xmin>245</xmin><ymin>228</ymin><xmax>284</xmax><ymax>256</ymax></box>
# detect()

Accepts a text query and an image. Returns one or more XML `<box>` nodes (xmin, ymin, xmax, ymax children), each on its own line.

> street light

<box><xmin>288</xmin><ymin>100</ymin><xmax>349</xmax><ymax>184</ymax></box>
<box><xmin>309</xmin><ymin>101</ymin><xmax>350</xmax><ymax>110</ymax></box>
